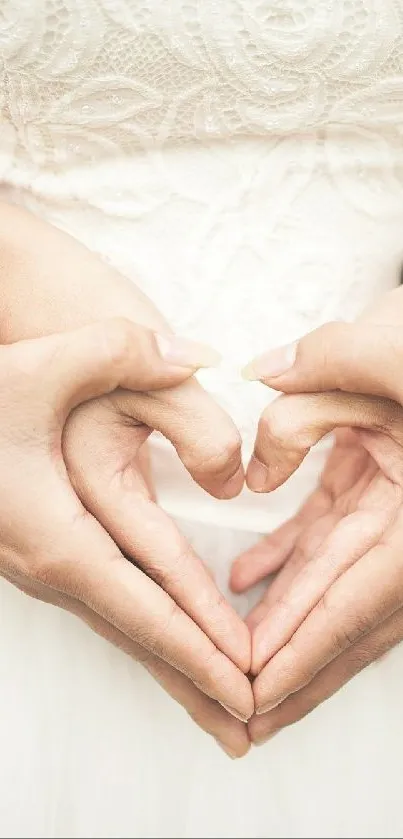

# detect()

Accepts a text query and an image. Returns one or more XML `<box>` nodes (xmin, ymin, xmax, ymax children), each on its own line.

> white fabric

<box><xmin>1</xmin><ymin>1</ymin><xmax>403</xmax><ymax>836</ymax></box>
<box><xmin>1</xmin><ymin>520</ymin><xmax>403</xmax><ymax>839</ymax></box>
<box><xmin>1</xmin><ymin>0</ymin><xmax>403</xmax><ymax>530</ymax></box>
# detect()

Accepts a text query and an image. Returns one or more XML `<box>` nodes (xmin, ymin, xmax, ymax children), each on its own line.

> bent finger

<box><xmin>64</xmin><ymin>411</ymin><xmax>250</xmax><ymax>673</ymax></box>
<box><xmin>247</xmin><ymin>391</ymin><xmax>400</xmax><ymax>493</ymax></box>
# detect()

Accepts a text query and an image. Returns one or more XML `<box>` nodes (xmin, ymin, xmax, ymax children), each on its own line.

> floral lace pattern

<box><xmin>1</xmin><ymin>0</ymin><xmax>403</xmax><ymax>165</ymax></box>
<box><xmin>1</xmin><ymin>0</ymin><xmax>403</xmax><ymax>527</ymax></box>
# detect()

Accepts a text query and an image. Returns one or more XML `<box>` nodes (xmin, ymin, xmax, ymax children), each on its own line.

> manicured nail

<box><xmin>221</xmin><ymin>703</ymin><xmax>250</xmax><ymax>723</ymax></box>
<box><xmin>155</xmin><ymin>333</ymin><xmax>222</xmax><ymax>369</ymax></box>
<box><xmin>216</xmin><ymin>740</ymin><xmax>239</xmax><ymax>759</ymax></box>
<box><xmin>246</xmin><ymin>456</ymin><xmax>269</xmax><ymax>492</ymax></box>
<box><xmin>242</xmin><ymin>342</ymin><xmax>297</xmax><ymax>381</ymax></box>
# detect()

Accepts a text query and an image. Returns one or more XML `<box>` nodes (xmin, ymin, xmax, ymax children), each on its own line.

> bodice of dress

<box><xmin>1</xmin><ymin>0</ymin><xmax>403</xmax><ymax>530</ymax></box>
<box><xmin>1</xmin><ymin>0</ymin><xmax>403</xmax><ymax>163</ymax></box>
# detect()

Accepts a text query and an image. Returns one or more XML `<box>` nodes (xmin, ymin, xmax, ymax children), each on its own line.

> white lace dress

<box><xmin>1</xmin><ymin>2</ymin><xmax>403</xmax><ymax>837</ymax></box>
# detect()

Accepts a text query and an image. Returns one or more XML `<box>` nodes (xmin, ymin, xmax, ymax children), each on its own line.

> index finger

<box><xmin>64</xmin><ymin>406</ymin><xmax>251</xmax><ymax>673</ymax></box>
<box><xmin>252</xmin><ymin>470</ymin><xmax>399</xmax><ymax>674</ymax></box>
<box><xmin>252</xmin><ymin>511</ymin><xmax>403</xmax><ymax>715</ymax></box>
<box><xmin>114</xmin><ymin>377</ymin><xmax>244</xmax><ymax>500</ymax></box>
<box><xmin>91</xmin><ymin>489</ymin><xmax>252</xmax><ymax>674</ymax></box>
<box><xmin>36</xmin><ymin>493</ymin><xmax>254</xmax><ymax>721</ymax></box>
<box><xmin>246</xmin><ymin>391</ymin><xmax>399</xmax><ymax>493</ymax></box>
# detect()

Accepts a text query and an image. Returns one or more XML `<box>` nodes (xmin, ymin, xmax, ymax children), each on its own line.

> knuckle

<box><xmin>259</xmin><ymin>401</ymin><xmax>289</xmax><ymax>445</ymax></box>
<box><xmin>118</xmin><ymin>586</ymin><xmax>177</xmax><ymax>656</ymax></box>
<box><xmin>320</xmin><ymin>591</ymin><xmax>372</xmax><ymax>652</ymax></box>
<box><xmin>192</xmin><ymin>428</ymin><xmax>241</xmax><ymax>477</ymax></box>
<box><xmin>146</xmin><ymin>532</ymin><xmax>191</xmax><ymax>589</ymax></box>
<box><xmin>262</xmin><ymin>397</ymin><xmax>311</xmax><ymax>453</ymax></box>
<box><xmin>150</xmin><ymin>553</ymin><xmax>184</xmax><ymax>589</ymax></box>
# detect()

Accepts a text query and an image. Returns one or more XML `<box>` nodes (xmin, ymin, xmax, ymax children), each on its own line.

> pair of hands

<box><xmin>2</xmin><ymin>203</ymin><xmax>403</xmax><ymax>758</ymax></box>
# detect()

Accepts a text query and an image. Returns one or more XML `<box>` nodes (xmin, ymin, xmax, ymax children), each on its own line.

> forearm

<box><xmin>0</xmin><ymin>201</ymin><xmax>170</xmax><ymax>342</ymax></box>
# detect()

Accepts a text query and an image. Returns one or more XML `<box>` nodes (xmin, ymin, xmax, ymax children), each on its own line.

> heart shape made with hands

<box><xmin>3</xmin><ymin>205</ymin><xmax>403</xmax><ymax>758</ymax></box>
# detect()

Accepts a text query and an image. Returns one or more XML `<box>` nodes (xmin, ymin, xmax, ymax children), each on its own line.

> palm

<box><xmin>232</xmin><ymin>426</ymin><xmax>403</xmax><ymax>658</ymax></box>
<box><xmin>61</xmin><ymin>394</ymin><xmax>253</xmax><ymax>756</ymax></box>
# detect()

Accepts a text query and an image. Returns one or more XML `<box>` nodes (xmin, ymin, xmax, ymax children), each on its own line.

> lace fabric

<box><xmin>2</xmin><ymin>11</ymin><xmax>403</xmax><ymax>839</ymax></box>
<box><xmin>1</xmin><ymin>0</ymin><xmax>403</xmax><ymax>164</ymax></box>
<box><xmin>0</xmin><ymin>0</ymin><xmax>403</xmax><ymax>529</ymax></box>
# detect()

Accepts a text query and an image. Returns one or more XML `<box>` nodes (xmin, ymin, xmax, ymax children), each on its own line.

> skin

<box><xmin>230</xmin><ymin>287</ymin><xmax>403</xmax><ymax>746</ymax></box>
<box><xmin>0</xmin><ymin>203</ymin><xmax>252</xmax><ymax>758</ymax></box>
<box><xmin>8</xmin><ymin>204</ymin><xmax>403</xmax><ymax>758</ymax></box>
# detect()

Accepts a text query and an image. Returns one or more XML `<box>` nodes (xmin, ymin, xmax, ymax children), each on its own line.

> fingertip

<box><xmin>228</xmin><ymin>559</ymin><xmax>251</xmax><ymax>594</ymax></box>
<box><xmin>248</xmin><ymin>713</ymin><xmax>281</xmax><ymax>745</ymax></box>
<box><xmin>220</xmin><ymin>463</ymin><xmax>245</xmax><ymax>500</ymax></box>
<box><xmin>220</xmin><ymin>667</ymin><xmax>254</xmax><ymax>722</ymax></box>
<box><xmin>216</xmin><ymin>604</ymin><xmax>251</xmax><ymax>674</ymax></box>
<box><xmin>236</xmin><ymin>621</ymin><xmax>253</xmax><ymax>675</ymax></box>
<box><xmin>246</xmin><ymin>456</ymin><xmax>270</xmax><ymax>493</ymax></box>
<box><xmin>252</xmin><ymin>669</ymin><xmax>283</xmax><ymax>715</ymax></box>
<box><xmin>228</xmin><ymin>574</ymin><xmax>248</xmax><ymax>595</ymax></box>
<box><xmin>216</xmin><ymin>726</ymin><xmax>251</xmax><ymax>759</ymax></box>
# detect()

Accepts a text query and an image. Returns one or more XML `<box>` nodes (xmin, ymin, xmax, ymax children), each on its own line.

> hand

<box><xmin>231</xmin><ymin>287</ymin><xmax>403</xmax><ymax>744</ymax></box>
<box><xmin>0</xmin><ymin>203</ymin><xmax>252</xmax><ymax>757</ymax></box>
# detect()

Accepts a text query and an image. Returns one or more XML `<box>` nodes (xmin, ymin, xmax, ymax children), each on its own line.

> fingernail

<box><xmin>216</xmin><ymin>740</ymin><xmax>239</xmax><ymax>759</ymax></box>
<box><xmin>256</xmin><ymin>699</ymin><xmax>282</xmax><ymax>715</ymax></box>
<box><xmin>254</xmin><ymin>729</ymin><xmax>281</xmax><ymax>746</ymax></box>
<box><xmin>155</xmin><ymin>334</ymin><xmax>222</xmax><ymax>369</ymax></box>
<box><xmin>246</xmin><ymin>456</ymin><xmax>269</xmax><ymax>492</ymax></box>
<box><xmin>242</xmin><ymin>342</ymin><xmax>297</xmax><ymax>382</ymax></box>
<box><xmin>221</xmin><ymin>703</ymin><xmax>250</xmax><ymax>723</ymax></box>
<box><xmin>221</xmin><ymin>464</ymin><xmax>244</xmax><ymax>499</ymax></box>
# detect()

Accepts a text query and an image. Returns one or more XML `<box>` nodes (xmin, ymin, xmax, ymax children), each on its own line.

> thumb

<box><xmin>6</xmin><ymin>318</ymin><xmax>220</xmax><ymax>419</ymax></box>
<box><xmin>242</xmin><ymin>322</ymin><xmax>403</xmax><ymax>405</ymax></box>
